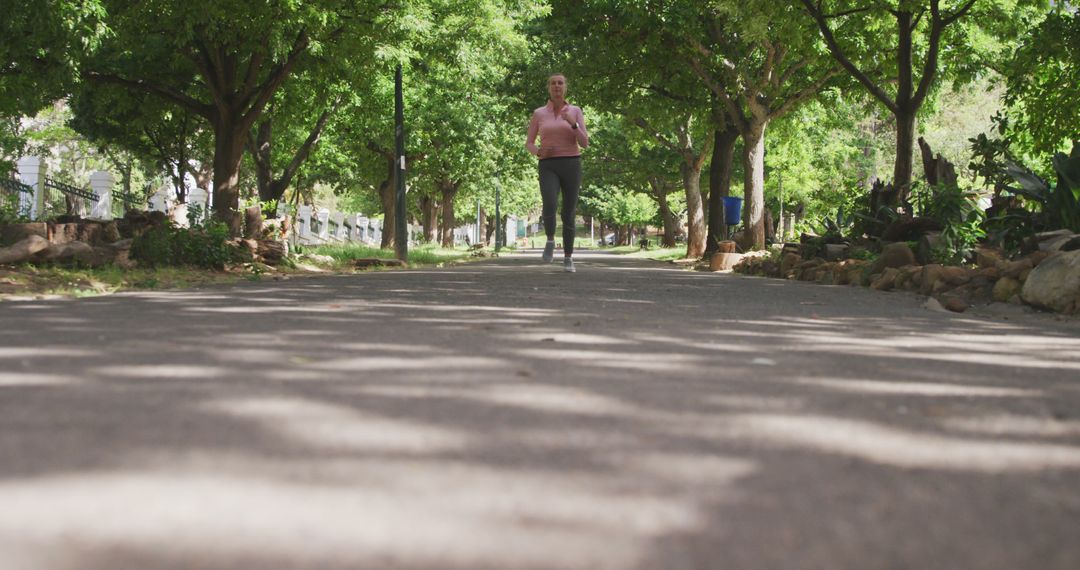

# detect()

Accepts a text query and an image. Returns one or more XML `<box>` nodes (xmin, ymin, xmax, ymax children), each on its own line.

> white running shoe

<box><xmin>563</xmin><ymin>258</ymin><xmax>576</xmax><ymax>273</ymax></box>
<box><xmin>542</xmin><ymin>240</ymin><xmax>555</xmax><ymax>263</ymax></box>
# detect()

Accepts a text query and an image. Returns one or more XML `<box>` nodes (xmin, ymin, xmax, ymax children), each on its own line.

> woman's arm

<box><xmin>574</xmin><ymin>108</ymin><xmax>589</xmax><ymax>149</ymax></box>
<box><xmin>525</xmin><ymin>112</ymin><xmax>540</xmax><ymax>157</ymax></box>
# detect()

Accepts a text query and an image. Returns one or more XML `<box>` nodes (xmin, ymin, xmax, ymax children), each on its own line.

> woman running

<box><xmin>525</xmin><ymin>73</ymin><xmax>589</xmax><ymax>272</ymax></box>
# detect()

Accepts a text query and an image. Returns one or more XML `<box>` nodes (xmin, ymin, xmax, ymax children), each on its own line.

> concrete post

<box><xmin>316</xmin><ymin>208</ymin><xmax>330</xmax><ymax>241</ymax></box>
<box><xmin>357</xmin><ymin>216</ymin><xmax>369</xmax><ymax>243</ymax></box>
<box><xmin>88</xmin><ymin>171</ymin><xmax>114</xmax><ymax>221</ymax></box>
<box><xmin>16</xmin><ymin>156</ymin><xmax>45</xmax><ymax>220</ymax></box>
<box><xmin>297</xmin><ymin>205</ymin><xmax>313</xmax><ymax>239</ymax></box>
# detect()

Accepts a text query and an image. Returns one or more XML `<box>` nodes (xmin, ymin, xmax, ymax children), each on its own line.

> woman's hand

<box><xmin>560</xmin><ymin>106</ymin><xmax>575</xmax><ymax>126</ymax></box>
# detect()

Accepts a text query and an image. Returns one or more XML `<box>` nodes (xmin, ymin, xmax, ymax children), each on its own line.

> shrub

<box><xmin>131</xmin><ymin>221</ymin><xmax>240</xmax><ymax>269</ymax></box>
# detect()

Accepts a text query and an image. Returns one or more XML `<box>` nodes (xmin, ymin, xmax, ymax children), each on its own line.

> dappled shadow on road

<box><xmin>0</xmin><ymin>252</ymin><xmax>1079</xmax><ymax>569</ymax></box>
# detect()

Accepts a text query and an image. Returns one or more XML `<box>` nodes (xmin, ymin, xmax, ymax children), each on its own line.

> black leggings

<box><xmin>538</xmin><ymin>156</ymin><xmax>582</xmax><ymax>256</ymax></box>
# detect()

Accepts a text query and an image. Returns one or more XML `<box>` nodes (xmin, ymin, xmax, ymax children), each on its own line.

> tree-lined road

<box><xmin>1</xmin><ymin>251</ymin><xmax>1078</xmax><ymax>569</ymax></box>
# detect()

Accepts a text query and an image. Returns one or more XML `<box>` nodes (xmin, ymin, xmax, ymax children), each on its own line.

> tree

<box><xmin>1</xmin><ymin>0</ymin><xmax>104</xmax><ymax>167</ymax></box>
<box><xmin>84</xmin><ymin>0</ymin><xmax>395</xmax><ymax>234</ymax></box>
<box><xmin>69</xmin><ymin>81</ymin><xmax>212</xmax><ymax>204</ymax></box>
<box><xmin>681</xmin><ymin>1</ymin><xmax>839</xmax><ymax>249</ymax></box>
<box><xmin>1003</xmin><ymin>8</ymin><xmax>1080</xmax><ymax>158</ymax></box>
<box><xmin>800</xmin><ymin>0</ymin><xmax>1043</xmax><ymax>210</ymax></box>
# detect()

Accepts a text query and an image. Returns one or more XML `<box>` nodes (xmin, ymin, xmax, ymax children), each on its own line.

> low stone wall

<box><xmin>734</xmin><ymin>242</ymin><xmax>1080</xmax><ymax>315</ymax></box>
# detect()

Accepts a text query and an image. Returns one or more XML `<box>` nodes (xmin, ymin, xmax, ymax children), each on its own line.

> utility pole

<box><xmin>494</xmin><ymin>174</ymin><xmax>502</xmax><ymax>252</ymax></box>
<box><xmin>394</xmin><ymin>64</ymin><xmax>408</xmax><ymax>261</ymax></box>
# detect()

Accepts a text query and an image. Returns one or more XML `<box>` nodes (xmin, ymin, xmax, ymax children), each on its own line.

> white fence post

<box><xmin>316</xmin><ymin>208</ymin><xmax>330</xmax><ymax>241</ymax></box>
<box><xmin>88</xmin><ymin>171</ymin><xmax>114</xmax><ymax>221</ymax></box>
<box><xmin>16</xmin><ymin>156</ymin><xmax>45</xmax><ymax>220</ymax></box>
<box><xmin>297</xmin><ymin>205</ymin><xmax>312</xmax><ymax>240</ymax></box>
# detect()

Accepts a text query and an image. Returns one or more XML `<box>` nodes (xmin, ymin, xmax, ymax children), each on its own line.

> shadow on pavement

<box><xmin>0</xmin><ymin>251</ymin><xmax>1078</xmax><ymax>569</ymax></box>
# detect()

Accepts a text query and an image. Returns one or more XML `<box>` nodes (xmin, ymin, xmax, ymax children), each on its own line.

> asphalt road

<box><xmin>1</xmin><ymin>250</ymin><xmax>1079</xmax><ymax>570</ymax></box>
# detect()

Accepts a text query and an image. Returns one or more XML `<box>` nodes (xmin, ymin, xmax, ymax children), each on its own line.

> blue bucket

<box><xmin>722</xmin><ymin>197</ymin><xmax>743</xmax><ymax>225</ymax></box>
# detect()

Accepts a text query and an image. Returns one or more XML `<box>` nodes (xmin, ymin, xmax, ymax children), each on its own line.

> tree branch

<box><xmin>239</xmin><ymin>30</ymin><xmax>310</xmax><ymax>129</ymax></box>
<box><xmin>86</xmin><ymin>72</ymin><xmax>214</xmax><ymax>119</ymax></box>
<box><xmin>275</xmin><ymin>97</ymin><xmax>341</xmax><ymax>193</ymax></box>
<box><xmin>942</xmin><ymin>0</ymin><xmax>978</xmax><ymax>26</ymax></box>
<box><xmin>799</xmin><ymin>0</ymin><xmax>899</xmax><ymax>114</ymax></box>
<box><xmin>632</xmin><ymin>116</ymin><xmax>680</xmax><ymax>154</ymax></box>
<box><xmin>771</xmin><ymin>68</ymin><xmax>841</xmax><ymax>120</ymax></box>
<box><xmin>686</xmin><ymin>55</ymin><xmax>749</xmax><ymax>132</ymax></box>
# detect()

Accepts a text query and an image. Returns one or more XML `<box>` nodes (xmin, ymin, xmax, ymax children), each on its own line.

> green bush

<box><xmin>0</xmin><ymin>192</ymin><xmax>28</xmax><ymax>225</ymax></box>
<box><xmin>130</xmin><ymin>221</ymin><xmax>241</xmax><ymax>269</ymax></box>
<box><xmin>911</xmin><ymin>182</ymin><xmax>985</xmax><ymax>265</ymax></box>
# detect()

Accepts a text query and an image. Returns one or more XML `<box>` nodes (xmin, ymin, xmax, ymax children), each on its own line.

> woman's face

<box><xmin>548</xmin><ymin>75</ymin><xmax>567</xmax><ymax>101</ymax></box>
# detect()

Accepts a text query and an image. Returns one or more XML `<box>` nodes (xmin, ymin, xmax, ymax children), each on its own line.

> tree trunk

<box><xmin>440</xmin><ymin>183</ymin><xmax>458</xmax><ymax>247</ymax></box>
<box><xmin>650</xmin><ymin>177</ymin><xmax>678</xmax><ymax>248</ymax></box>
<box><xmin>253</xmin><ymin>118</ymin><xmax>274</xmax><ymax>203</ymax></box>
<box><xmin>742</xmin><ymin>121</ymin><xmax>767</xmax><ymax>250</ymax></box>
<box><xmin>892</xmin><ymin>108</ymin><xmax>917</xmax><ymax>208</ymax></box>
<box><xmin>376</xmin><ymin>153</ymin><xmax>397</xmax><ymax>249</ymax></box>
<box><xmin>211</xmin><ymin>122</ymin><xmax>247</xmax><ymax>235</ymax></box>
<box><xmin>485</xmin><ymin>213</ymin><xmax>496</xmax><ymax>245</ymax></box>
<box><xmin>379</xmin><ymin>178</ymin><xmax>395</xmax><ymax>249</ymax></box>
<box><xmin>706</xmin><ymin>122</ymin><xmax>738</xmax><ymax>255</ymax></box>
<box><xmin>420</xmin><ymin>194</ymin><xmax>438</xmax><ymax>242</ymax></box>
<box><xmin>680</xmin><ymin>160</ymin><xmax>707</xmax><ymax>258</ymax></box>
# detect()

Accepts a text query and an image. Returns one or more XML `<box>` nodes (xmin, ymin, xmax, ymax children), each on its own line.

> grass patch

<box><xmin>307</xmin><ymin>243</ymin><xmax>473</xmax><ymax>268</ymax></box>
<box><xmin>0</xmin><ymin>265</ymin><xmax>244</xmax><ymax>300</ymax></box>
<box><xmin>602</xmin><ymin>245</ymin><xmax>687</xmax><ymax>261</ymax></box>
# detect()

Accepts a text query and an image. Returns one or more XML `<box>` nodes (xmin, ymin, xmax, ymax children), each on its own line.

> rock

<box><xmin>847</xmin><ymin>265</ymin><xmax>868</xmax><ymax>287</ymax></box>
<box><xmin>108</xmin><ymin>239</ymin><xmax>135</xmax><ymax>268</ymax></box>
<box><xmin>870</xmin><ymin>242</ymin><xmax>916</xmax><ymax>274</ymax></box>
<box><xmin>940</xmin><ymin>266</ymin><xmax>972</xmax><ymax>286</ymax></box>
<box><xmin>50</xmin><ymin>222</ymin><xmax>107</xmax><ymax>245</ymax></box>
<box><xmin>823</xmin><ymin>243</ymin><xmax>848</xmax><ymax>261</ymax></box>
<box><xmin>1060</xmin><ymin>236</ymin><xmax>1080</xmax><ymax>252</ymax></box>
<box><xmin>920</xmin><ymin>264</ymin><xmax>945</xmax><ymax>295</ymax></box>
<box><xmin>256</xmin><ymin>240</ymin><xmax>287</xmax><ymax>265</ymax></box>
<box><xmin>710</xmin><ymin>252</ymin><xmax>744</xmax><ymax>271</ymax></box>
<box><xmin>103</xmin><ymin>222</ymin><xmax>122</xmax><ymax>243</ymax></box>
<box><xmin>896</xmin><ymin>265</ymin><xmax>923</xmax><ymax>291</ymax></box>
<box><xmin>780</xmin><ymin>253</ymin><xmax>801</xmax><ymax>277</ymax></box>
<box><xmin>923</xmin><ymin>297</ymin><xmax>947</xmax><ymax>312</ymax></box>
<box><xmin>998</xmin><ymin>258</ymin><xmax>1034</xmax><ymax>280</ymax></box>
<box><xmin>1</xmin><ymin>223</ymin><xmax>49</xmax><ymax>247</ymax></box>
<box><xmin>1021</xmin><ymin>250</ymin><xmax>1080</xmax><ymax>314</ymax></box>
<box><xmin>301</xmin><ymin>253</ymin><xmax>336</xmax><ymax>265</ymax></box>
<box><xmin>941</xmin><ymin>296</ymin><xmax>969</xmax><ymax>313</ymax></box>
<box><xmin>993</xmin><ymin>277</ymin><xmax>1022</xmax><ymax>303</ymax></box>
<box><xmin>871</xmin><ymin>267</ymin><xmax>900</xmax><ymax>291</ymax></box>
<box><xmin>36</xmin><ymin>241</ymin><xmax>95</xmax><ymax>265</ymax></box>
<box><xmin>354</xmin><ymin>258</ymin><xmax>407</xmax><ymax>269</ymax></box>
<box><xmin>1035</xmin><ymin>229</ymin><xmax>1073</xmax><ymax>239</ymax></box>
<box><xmin>1029</xmin><ymin>251</ymin><xmax>1052</xmax><ymax>267</ymax></box>
<box><xmin>0</xmin><ymin>235</ymin><xmax>51</xmax><ymax>264</ymax></box>
<box><xmin>975</xmin><ymin>246</ymin><xmax>1005</xmax><ymax>269</ymax></box>
<box><xmin>1032</xmin><ymin>228</ymin><xmax>1075</xmax><ymax>251</ymax></box>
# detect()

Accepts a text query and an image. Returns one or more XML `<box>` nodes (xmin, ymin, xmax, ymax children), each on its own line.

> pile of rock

<box><xmin>0</xmin><ymin>210</ymin><xmax>290</xmax><ymax>269</ymax></box>
<box><xmin>733</xmin><ymin>235</ymin><xmax>1080</xmax><ymax>315</ymax></box>
<box><xmin>0</xmin><ymin>220</ymin><xmax>135</xmax><ymax>268</ymax></box>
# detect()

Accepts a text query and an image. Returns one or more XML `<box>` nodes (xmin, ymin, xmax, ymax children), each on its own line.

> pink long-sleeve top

<box><xmin>526</xmin><ymin>101</ymin><xmax>589</xmax><ymax>159</ymax></box>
